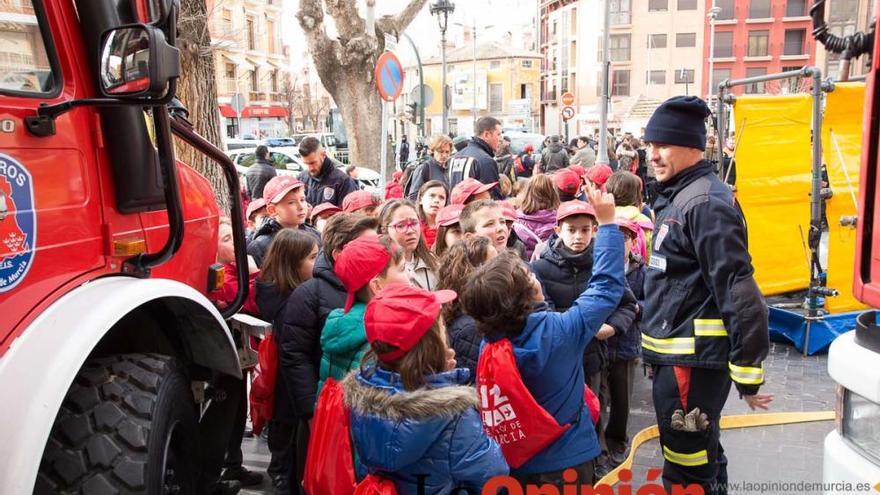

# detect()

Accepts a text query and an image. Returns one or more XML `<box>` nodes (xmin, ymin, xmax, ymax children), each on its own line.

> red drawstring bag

<box><xmin>584</xmin><ymin>386</ymin><xmax>600</xmax><ymax>426</ymax></box>
<box><xmin>477</xmin><ymin>339</ymin><xmax>572</xmax><ymax>469</ymax></box>
<box><xmin>249</xmin><ymin>334</ymin><xmax>278</xmax><ymax>436</ymax></box>
<box><xmin>304</xmin><ymin>378</ymin><xmax>358</xmax><ymax>495</ymax></box>
<box><xmin>304</xmin><ymin>378</ymin><xmax>399</xmax><ymax>495</ymax></box>
<box><xmin>353</xmin><ymin>474</ymin><xmax>397</xmax><ymax>495</ymax></box>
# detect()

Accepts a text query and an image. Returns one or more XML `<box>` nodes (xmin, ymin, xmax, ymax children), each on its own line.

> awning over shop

<box><xmin>241</xmin><ymin>106</ymin><xmax>288</xmax><ymax>118</ymax></box>
<box><xmin>219</xmin><ymin>104</ymin><xmax>236</xmax><ymax>118</ymax></box>
<box><xmin>222</xmin><ymin>53</ymin><xmax>253</xmax><ymax>72</ymax></box>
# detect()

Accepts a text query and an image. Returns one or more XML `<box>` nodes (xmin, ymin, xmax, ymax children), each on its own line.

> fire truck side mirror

<box><xmin>99</xmin><ymin>24</ymin><xmax>180</xmax><ymax>99</ymax></box>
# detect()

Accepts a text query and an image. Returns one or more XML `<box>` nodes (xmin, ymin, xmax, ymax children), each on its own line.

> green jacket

<box><xmin>318</xmin><ymin>303</ymin><xmax>369</xmax><ymax>394</ymax></box>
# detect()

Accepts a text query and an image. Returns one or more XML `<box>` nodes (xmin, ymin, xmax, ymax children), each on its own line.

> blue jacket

<box><xmin>485</xmin><ymin>224</ymin><xmax>625</xmax><ymax>475</ymax></box>
<box><xmin>343</xmin><ymin>367</ymin><xmax>508</xmax><ymax>494</ymax></box>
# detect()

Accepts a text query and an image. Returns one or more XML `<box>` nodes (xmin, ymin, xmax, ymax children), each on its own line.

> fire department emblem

<box><xmin>0</xmin><ymin>153</ymin><xmax>36</xmax><ymax>293</ymax></box>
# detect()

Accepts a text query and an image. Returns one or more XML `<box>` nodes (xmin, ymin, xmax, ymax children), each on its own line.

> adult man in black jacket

<box><xmin>298</xmin><ymin>136</ymin><xmax>359</xmax><ymax>208</ymax></box>
<box><xmin>641</xmin><ymin>96</ymin><xmax>772</xmax><ymax>494</ymax></box>
<box><xmin>245</xmin><ymin>145</ymin><xmax>276</xmax><ymax>200</ymax></box>
<box><xmin>448</xmin><ymin>116</ymin><xmax>503</xmax><ymax>199</ymax></box>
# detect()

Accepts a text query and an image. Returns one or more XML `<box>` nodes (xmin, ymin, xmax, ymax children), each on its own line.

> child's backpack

<box><xmin>304</xmin><ymin>378</ymin><xmax>398</xmax><ymax>495</ymax></box>
<box><xmin>477</xmin><ymin>339</ymin><xmax>600</xmax><ymax>469</ymax></box>
<box><xmin>249</xmin><ymin>334</ymin><xmax>278</xmax><ymax>436</ymax></box>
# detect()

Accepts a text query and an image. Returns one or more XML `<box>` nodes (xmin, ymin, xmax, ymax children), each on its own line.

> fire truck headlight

<box><xmin>841</xmin><ymin>388</ymin><xmax>880</xmax><ymax>466</ymax></box>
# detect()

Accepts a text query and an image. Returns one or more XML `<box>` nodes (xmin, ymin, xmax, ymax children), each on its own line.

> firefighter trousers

<box><xmin>652</xmin><ymin>365</ymin><xmax>731</xmax><ymax>495</ymax></box>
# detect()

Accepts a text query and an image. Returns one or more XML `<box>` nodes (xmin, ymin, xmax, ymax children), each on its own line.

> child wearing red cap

<box><xmin>248</xmin><ymin>176</ymin><xmax>321</xmax><ymax>267</ymax></box>
<box><xmin>432</xmin><ymin>203</ymin><xmax>465</xmax><ymax>257</ymax></box>
<box><xmin>436</xmin><ymin>237</ymin><xmax>499</xmax><ymax>382</ymax></box>
<box><xmin>342</xmin><ymin>190</ymin><xmax>381</xmax><ymax>217</ymax></box>
<box><xmin>460</xmin><ymin>199</ymin><xmax>509</xmax><ymax>252</ymax></box>
<box><xmin>341</xmin><ymin>284</ymin><xmax>509</xmax><ymax>493</ymax></box>
<box><xmin>318</xmin><ymin>235</ymin><xmax>409</xmax><ymax>394</ymax></box>
<box><xmin>415</xmin><ymin>180</ymin><xmax>449</xmax><ymax>248</ymax></box>
<box><xmin>385</xmin><ymin>171</ymin><xmax>405</xmax><ymax>200</ymax></box>
<box><xmin>308</xmin><ymin>202</ymin><xmax>342</xmax><ymax>234</ymax></box>
<box><xmin>378</xmin><ymin>199</ymin><xmax>439</xmax><ymax>290</ymax></box>
<box><xmin>460</xmin><ymin>186</ymin><xmax>626</xmax><ymax>485</ymax></box>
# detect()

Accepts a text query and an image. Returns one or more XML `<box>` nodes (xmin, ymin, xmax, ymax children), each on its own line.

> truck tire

<box><xmin>35</xmin><ymin>353</ymin><xmax>199</xmax><ymax>494</ymax></box>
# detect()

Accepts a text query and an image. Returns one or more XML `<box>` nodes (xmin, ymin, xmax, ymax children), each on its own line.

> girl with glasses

<box><xmin>378</xmin><ymin>199</ymin><xmax>439</xmax><ymax>290</ymax></box>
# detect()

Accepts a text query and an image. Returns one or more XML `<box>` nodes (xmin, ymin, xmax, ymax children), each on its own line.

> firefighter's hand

<box><xmin>586</xmin><ymin>184</ymin><xmax>616</xmax><ymax>225</ymax></box>
<box><xmin>743</xmin><ymin>393</ymin><xmax>774</xmax><ymax>411</ymax></box>
<box><xmin>595</xmin><ymin>324</ymin><xmax>615</xmax><ymax>340</ymax></box>
<box><xmin>445</xmin><ymin>348</ymin><xmax>457</xmax><ymax>371</ymax></box>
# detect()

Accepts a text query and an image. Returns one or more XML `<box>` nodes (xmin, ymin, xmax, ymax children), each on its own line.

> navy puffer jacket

<box><xmin>447</xmin><ymin>312</ymin><xmax>480</xmax><ymax>383</ymax></box>
<box><xmin>278</xmin><ymin>251</ymin><xmax>346</xmax><ymax>418</ymax></box>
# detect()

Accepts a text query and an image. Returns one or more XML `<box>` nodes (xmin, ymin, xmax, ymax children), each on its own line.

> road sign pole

<box><xmin>379</xmin><ymin>100</ymin><xmax>389</xmax><ymax>191</ymax></box>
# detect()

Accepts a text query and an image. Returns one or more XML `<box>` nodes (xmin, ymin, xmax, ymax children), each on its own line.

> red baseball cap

<box><xmin>392</xmin><ymin>170</ymin><xmax>404</xmax><ymax>181</ymax></box>
<box><xmin>554</xmin><ymin>168</ymin><xmax>582</xmax><ymax>196</ymax></box>
<box><xmin>557</xmin><ymin>200</ymin><xmax>596</xmax><ymax>223</ymax></box>
<box><xmin>263</xmin><ymin>176</ymin><xmax>305</xmax><ymax>204</ymax></box>
<box><xmin>342</xmin><ymin>190</ymin><xmax>379</xmax><ymax>213</ymax></box>
<box><xmin>334</xmin><ymin>235</ymin><xmax>393</xmax><ymax>312</ymax></box>
<box><xmin>364</xmin><ymin>283</ymin><xmax>457</xmax><ymax>362</ymax></box>
<box><xmin>245</xmin><ymin>198</ymin><xmax>267</xmax><ymax>221</ymax></box>
<box><xmin>310</xmin><ymin>202</ymin><xmax>342</xmax><ymax>221</ymax></box>
<box><xmin>499</xmin><ymin>200</ymin><xmax>517</xmax><ymax>222</ymax></box>
<box><xmin>586</xmin><ymin>164</ymin><xmax>613</xmax><ymax>186</ymax></box>
<box><xmin>569</xmin><ymin>164</ymin><xmax>587</xmax><ymax>178</ymax></box>
<box><xmin>436</xmin><ymin>203</ymin><xmax>465</xmax><ymax>227</ymax></box>
<box><xmin>451</xmin><ymin>178</ymin><xmax>497</xmax><ymax>205</ymax></box>
<box><xmin>617</xmin><ymin>219</ymin><xmax>640</xmax><ymax>238</ymax></box>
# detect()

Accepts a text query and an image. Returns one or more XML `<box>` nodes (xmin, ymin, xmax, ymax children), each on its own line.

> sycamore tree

<box><xmin>297</xmin><ymin>0</ymin><xmax>428</xmax><ymax>170</ymax></box>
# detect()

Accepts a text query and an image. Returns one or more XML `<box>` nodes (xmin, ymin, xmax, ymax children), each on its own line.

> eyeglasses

<box><xmin>389</xmin><ymin>219</ymin><xmax>420</xmax><ymax>232</ymax></box>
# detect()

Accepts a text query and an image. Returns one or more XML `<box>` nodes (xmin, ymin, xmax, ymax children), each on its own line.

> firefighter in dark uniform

<box><xmin>641</xmin><ymin>96</ymin><xmax>774</xmax><ymax>495</ymax></box>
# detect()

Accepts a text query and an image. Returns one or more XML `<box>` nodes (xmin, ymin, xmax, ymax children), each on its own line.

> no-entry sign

<box><xmin>375</xmin><ymin>52</ymin><xmax>404</xmax><ymax>102</ymax></box>
<box><xmin>561</xmin><ymin>91</ymin><xmax>575</xmax><ymax>106</ymax></box>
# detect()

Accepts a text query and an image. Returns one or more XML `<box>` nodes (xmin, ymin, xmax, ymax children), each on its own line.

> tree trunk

<box><xmin>175</xmin><ymin>0</ymin><xmax>229</xmax><ymax>212</ymax></box>
<box><xmin>297</xmin><ymin>0</ymin><xmax>428</xmax><ymax>172</ymax></box>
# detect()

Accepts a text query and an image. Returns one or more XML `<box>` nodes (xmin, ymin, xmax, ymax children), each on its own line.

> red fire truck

<box><xmin>0</xmin><ymin>0</ymin><xmax>254</xmax><ymax>492</ymax></box>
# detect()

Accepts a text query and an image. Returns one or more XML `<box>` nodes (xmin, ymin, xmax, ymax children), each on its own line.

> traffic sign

<box><xmin>561</xmin><ymin>91</ymin><xmax>575</xmax><ymax>106</ymax></box>
<box><xmin>375</xmin><ymin>52</ymin><xmax>405</xmax><ymax>102</ymax></box>
<box><xmin>409</xmin><ymin>84</ymin><xmax>434</xmax><ymax>107</ymax></box>
<box><xmin>561</xmin><ymin>106</ymin><xmax>575</xmax><ymax>121</ymax></box>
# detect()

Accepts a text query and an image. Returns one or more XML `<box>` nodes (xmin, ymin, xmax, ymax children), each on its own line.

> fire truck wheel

<box><xmin>35</xmin><ymin>353</ymin><xmax>199</xmax><ymax>494</ymax></box>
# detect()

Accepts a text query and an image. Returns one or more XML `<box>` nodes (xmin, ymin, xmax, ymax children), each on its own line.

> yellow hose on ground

<box><xmin>597</xmin><ymin>411</ymin><xmax>835</xmax><ymax>486</ymax></box>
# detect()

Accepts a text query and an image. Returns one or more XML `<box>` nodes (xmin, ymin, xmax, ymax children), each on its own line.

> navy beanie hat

<box><xmin>644</xmin><ymin>96</ymin><xmax>711</xmax><ymax>151</ymax></box>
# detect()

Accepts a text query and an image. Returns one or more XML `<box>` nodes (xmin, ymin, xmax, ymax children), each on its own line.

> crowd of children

<box><xmin>214</xmin><ymin>140</ymin><xmax>656</xmax><ymax>494</ymax></box>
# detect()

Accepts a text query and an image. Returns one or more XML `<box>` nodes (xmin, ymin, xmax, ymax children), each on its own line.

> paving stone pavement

<box><xmin>239</xmin><ymin>341</ymin><xmax>837</xmax><ymax>494</ymax></box>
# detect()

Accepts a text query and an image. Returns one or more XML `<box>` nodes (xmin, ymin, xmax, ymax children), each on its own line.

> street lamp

<box><xmin>707</xmin><ymin>3</ymin><xmax>722</xmax><ymax>98</ymax></box>
<box><xmin>431</xmin><ymin>0</ymin><xmax>455</xmax><ymax>135</ymax></box>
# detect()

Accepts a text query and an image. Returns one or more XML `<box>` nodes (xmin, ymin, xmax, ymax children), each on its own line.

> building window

<box><xmin>272</xmin><ymin>70</ymin><xmax>278</xmax><ymax>92</ymax></box>
<box><xmin>612</xmin><ymin>70</ymin><xmax>630</xmax><ymax>96</ymax></box>
<box><xmin>648</xmin><ymin>0</ymin><xmax>667</xmax><ymax>11</ymax></box>
<box><xmin>749</xmin><ymin>0</ymin><xmax>771</xmax><ymax>18</ymax></box>
<box><xmin>246</xmin><ymin>16</ymin><xmax>256</xmax><ymax>50</ymax></box>
<box><xmin>647</xmin><ymin>70</ymin><xmax>666</xmax><ymax>84</ymax></box>
<box><xmin>677</xmin><ymin>0</ymin><xmax>697</xmax><ymax>9</ymax></box>
<box><xmin>648</xmin><ymin>34</ymin><xmax>667</xmax><ymax>48</ymax></box>
<box><xmin>489</xmin><ymin>60</ymin><xmax>501</xmax><ymax>70</ymax></box>
<box><xmin>786</xmin><ymin>0</ymin><xmax>807</xmax><ymax>17</ymax></box>
<box><xmin>610</xmin><ymin>0</ymin><xmax>631</xmax><ymax>24</ymax></box>
<box><xmin>711</xmin><ymin>68</ymin><xmax>731</xmax><ymax>92</ymax></box>
<box><xmin>674</xmin><ymin>68</ymin><xmax>694</xmax><ymax>84</ymax></box>
<box><xmin>830</xmin><ymin>0</ymin><xmax>860</xmax><ymax>21</ymax></box>
<box><xmin>716</xmin><ymin>0</ymin><xmax>734</xmax><ymax>20</ymax></box>
<box><xmin>222</xmin><ymin>8</ymin><xmax>233</xmax><ymax>33</ymax></box>
<box><xmin>676</xmin><ymin>33</ymin><xmax>696</xmax><ymax>47</ymax></box>
<box><xmin>448</xmin><ymin>118</ymin><xmax>458</xmax><ymax>135</ymax></box>
<box><xmin>782</xmin><ymin>65</ymin><xmax>802</xmax><ymax>93</ymax></box>
<box><xmin>714</xmin><ymin>31</ymin><xmax>733</xmax><ymax>57</ymax></box>
<box><xmin>570</xmin><ymin>7</ymin><xmax>578</xmax><ymax>34</ymax></box>
<box><xmin>610</xmin><ymin>34</ymin><xmax>631</xmax><ymax>61</ymax></box>
<box><xmin>224</xmin><ymin>63</ymin><xmax>235</xmax><ymax>79</ymax></box>
<box><xmin>521</xmin><ymin>60</ymin><xmax>533</xmax><ymax>68</ymax></box>
<box><xmin>747</xmin><ymin>30</ymin><xmax>769</xmax><ymax>56</ymax></box>
<box><xmin>489</xmin><ymin>83</ymin><xmax>503</xmax><ymax>113</ymax></box>
<box><xmin>249</xmin><ymin>70</ymin><xmax>257</xmax><ymax>92</ymax></box>
<box><xmin>784</xmin><ymin>29</ymin><xmax>806</xmax><ymax>55</ymax></box>
<box><xmin>745</xmin><ymin>67</ymin><xmax>767</xmax><ymax>93</ymax></box>
<box><xmin>597</xmin><ymin>70</ymin><xmax>604</xmax><ymax>96</ymax></box>
<box><xmin>267</xmin><ymin>20</ymin><xmax>276</xmax><ymax>53</ymax></box>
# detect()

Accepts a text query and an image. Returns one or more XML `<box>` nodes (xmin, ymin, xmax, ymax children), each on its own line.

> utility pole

<box><xmin>597</xmin><ymin>0</ymin><xmax>611</xmax><ymax>165</ymax></box>
<box><xmin>707</xmin><ymin>1</ymin><xmax>721</xmax><ymax>98</ymax></box>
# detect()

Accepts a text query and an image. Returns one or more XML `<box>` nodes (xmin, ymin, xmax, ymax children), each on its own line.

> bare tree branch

<box><xmin>376</xmin><ymin>0</ymin><xmax>429</xmax><ymax>37</ymax></box>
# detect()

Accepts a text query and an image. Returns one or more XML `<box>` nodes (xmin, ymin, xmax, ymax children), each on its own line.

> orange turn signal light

<box><xmin>208</xmin><ymin>263</ymin><xmax>225</xmax><ymax>292</ymax></box>
<box><xmin>112</xmin><ymin>238</ymin><xmax>147</xmax><ymax>257</ymax></box>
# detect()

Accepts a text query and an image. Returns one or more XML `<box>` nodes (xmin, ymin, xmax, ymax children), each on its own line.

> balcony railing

<box><xmin>223</xmin><ymin>80</ymin><xmax>238</xmax><ymax>94</ymax></box>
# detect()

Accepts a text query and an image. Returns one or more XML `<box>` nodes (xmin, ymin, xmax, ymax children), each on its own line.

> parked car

<box><xmin>226</xmin><ymin>147</ymin><xmax>381</xmax><ymax>193</ymax></box>
<box><xmin>504</xmin><ymin>131</ymin><xmax>546</xmax><ymax>156</ymax></box>
<box><xmin>262</xmin><ymin>137</ymin><xmax>297</xmax><ymax>147</ymax></box>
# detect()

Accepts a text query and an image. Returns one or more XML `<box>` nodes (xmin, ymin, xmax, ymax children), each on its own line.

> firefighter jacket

<box><xmin>642</xmin><ymin>160</ymin><xmax>769</xmax><ymax>396</ymax></box>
